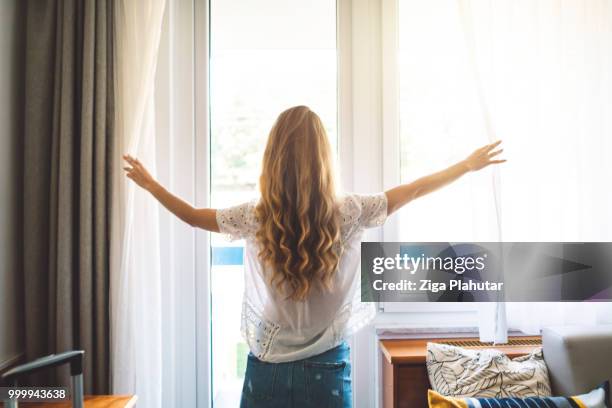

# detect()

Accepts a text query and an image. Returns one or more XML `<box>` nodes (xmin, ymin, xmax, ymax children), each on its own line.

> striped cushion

<box><xmin>428</xmin><ymin>381</ymin><xmax>610</xmax><ymax>408</ymax></box>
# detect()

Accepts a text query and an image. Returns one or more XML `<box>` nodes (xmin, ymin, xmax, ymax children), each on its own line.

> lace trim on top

<box><xmin>215</xmin><ymin>200</ymin><xmax>258</xmax><ymax>241</ymax></box>
<box><xmin>356</xmin><ymin>193</ymin><xmax>387</xmax><ymax>228</ymax></box>
<box><xmin>332</xmin><ymin>293</ymin><xmax>377</xmax><ymax>342</ymax></box>
<box><xmin>241</xmin><ymin>298</ymin><xmax>281</xmax><ymax>360</ymax></box>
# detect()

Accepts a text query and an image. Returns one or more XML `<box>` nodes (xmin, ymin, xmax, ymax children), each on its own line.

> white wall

<box><xmin>0</xmin><ymin>0</ymin><xmax>25</xmax><ymax>371</ymax></box>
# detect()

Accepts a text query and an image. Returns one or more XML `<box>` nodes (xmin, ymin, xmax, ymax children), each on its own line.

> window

<box><xmin>397</xmin><ymin>0</ymin><xmax>498</xmax><ymax>244</ymax></box>
<box><xmin>378</xmin><ymin>0</ymin><xmax>495</xmax><ymax>314</ymax></box>
<box><xmin>157</xmin><ymin>0</ymin><xmax>612</xmax><ymax>406</ymax></box>
<box><xmin>209</xmin><ymin>0</ymin><xmax>337</xmax><ymax>405</ymax></box>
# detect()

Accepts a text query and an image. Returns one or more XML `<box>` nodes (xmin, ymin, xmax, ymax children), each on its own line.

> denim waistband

<box><xmin>248</xmin><ymin>341</ymin><xmax>351</xmax><ymax>365</ymax></box>
<box><xmin>305</xmin><ymin>342</ymin><xmax>350</xmax><ymax>363</ymax></box>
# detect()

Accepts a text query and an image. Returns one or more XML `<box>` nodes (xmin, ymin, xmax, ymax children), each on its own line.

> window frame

<box><xmin>378</xmin><ymin>0</ymin><xmax>481</xmax><ymax>316</ymax></box>
<box><xmin>341</xmin><ymin>2</ymin><xmax>480</xmax><ymax>405</ymax></box>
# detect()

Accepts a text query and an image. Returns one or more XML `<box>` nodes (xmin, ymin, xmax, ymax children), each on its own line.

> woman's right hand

<box><xmin>123</xmin><ymin>154</ymin><xmax>156</xmax><ymax>191</ymax></box>
<box><xmin>122</xmin><ymin>154</ymin><xmax>219</xmax><ymax>231</ymax></box>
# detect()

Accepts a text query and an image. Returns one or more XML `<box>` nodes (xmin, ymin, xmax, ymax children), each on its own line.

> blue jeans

<box><xmin>240</xmin><ymin>342</ymin><xmax>352</xmax><ymax>408</ymax></box>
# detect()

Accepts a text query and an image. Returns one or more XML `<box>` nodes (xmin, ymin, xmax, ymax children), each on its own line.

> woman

<box><xmin>123</xmin><ymin>105</ymin><xmax>504</xmax><ymax>407</ymax></box>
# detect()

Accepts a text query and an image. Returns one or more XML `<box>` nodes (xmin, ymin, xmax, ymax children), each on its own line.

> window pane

<box><xmin>209</xmin><ymin>1</ymin><xmax>337</xmax><ymax>405</ymax></box>
<box><xmin>398</xmin><ymin>0</ymin><xmax>497</xmax><ymax>242</ymax></box>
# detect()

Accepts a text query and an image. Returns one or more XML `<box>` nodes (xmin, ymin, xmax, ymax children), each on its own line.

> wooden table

<box><xmin>379</xmin><ymin>336</ymin><xmax>541</xmax><ymax>408</ymax></box>
<box><xmin>0</xmin><ymin>395</ymin><xmax>137</xmax><ymax>408</ymax></box>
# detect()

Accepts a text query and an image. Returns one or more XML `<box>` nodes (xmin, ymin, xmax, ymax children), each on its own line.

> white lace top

<box><xmin>216</xmin><ymin>193</ymin><xmax>388</xmax><ymax>363</ymax></box>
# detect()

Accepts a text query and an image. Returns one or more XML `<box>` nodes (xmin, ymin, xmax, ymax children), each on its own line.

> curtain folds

<box><xmin>110</xmin><ymin>1</ymin><xmax>167</xmax><ymax>407</ymax></box>
<box><xmin>23</xmin><ymin>0</ymin><xmax>114</xmax><ymax>393</ymax></box>
<box><xmin>457</xmin><ymin>0</ymin><xmax>507</xmax><ymax>344</ymax></box>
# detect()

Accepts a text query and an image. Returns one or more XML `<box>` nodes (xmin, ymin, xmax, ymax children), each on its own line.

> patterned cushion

<box><xmin>428</xmin><ymin>381</ymin><xmax>611</xmax><ymax>408</ymax></box>
<box><xmin>426</xmin><ymin>343</ymin><xmax>552</xmax><ymax>398</ymax></box>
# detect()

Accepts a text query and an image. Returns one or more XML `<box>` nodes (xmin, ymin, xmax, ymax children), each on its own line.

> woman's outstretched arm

<box><xmin>385</xmin><ymin>140</ymin><xmax>505</xmax><ymax>215</ymax></box>
<box><xmin>123</xmin><ymin>155</ymin><xmax>220</xmax><ymax>232</ymax></box>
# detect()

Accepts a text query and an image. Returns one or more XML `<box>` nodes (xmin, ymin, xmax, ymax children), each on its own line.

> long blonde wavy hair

<box><xmin>255</xmin><ymin>106</ymin><xmax>341</xmax><ymax>301</ymax></box>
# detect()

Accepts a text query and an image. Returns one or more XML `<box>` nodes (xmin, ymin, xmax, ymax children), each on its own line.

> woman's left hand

<box><xmin>123</xmin><ymin>154</ymin><xmax>156</xmax><ymax>191</ymax></box>
<box><xmin>463</xmin><ymin>140</ymin><xmax>506</xmax><ymax>171</ymax></box>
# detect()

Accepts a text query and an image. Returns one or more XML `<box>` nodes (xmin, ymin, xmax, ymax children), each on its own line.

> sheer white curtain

<box><xmin>457</xmin><ymin>0</ymin><xmax>612</xmax><ymax>338</ymax></box>
<box><xmin>456</xmin><ymin>0</ymin><xmax>507</xmax><ymax>344</ymax></box>
<box><xmin>111</xmin><ymin>1</ymin><xmax>167</xmax><ymax>407</ymax></box>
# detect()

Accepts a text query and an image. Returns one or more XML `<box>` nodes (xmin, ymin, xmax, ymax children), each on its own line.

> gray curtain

<box><xmin>23</xmin><ymin>0</ymin><xmax>113</xmax><ymax>393</ymax></box>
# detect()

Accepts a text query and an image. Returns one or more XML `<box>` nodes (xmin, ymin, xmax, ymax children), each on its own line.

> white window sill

<box><xmin>375</xmin><ymin>325</ymin><xmax>479</xmax><ymax>339</ymax></box>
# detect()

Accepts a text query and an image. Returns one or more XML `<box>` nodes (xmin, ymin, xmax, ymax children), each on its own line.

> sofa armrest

<box><xmin>542</xmin><ymin>325</ymin><xmax>612</xmax><ymax>396</ymax></box>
